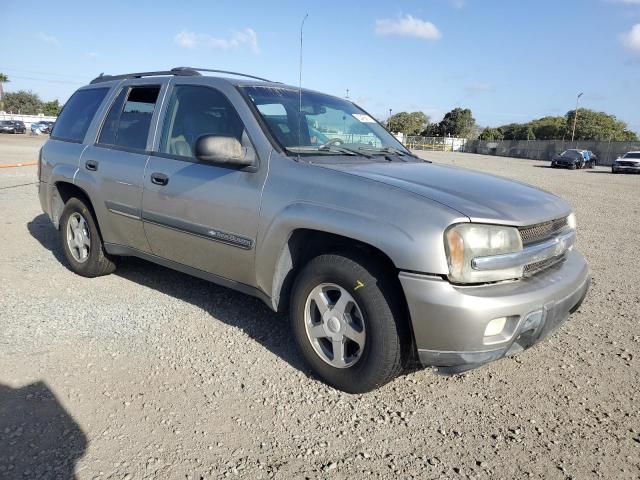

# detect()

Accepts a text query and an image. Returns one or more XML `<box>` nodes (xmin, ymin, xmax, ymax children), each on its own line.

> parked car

<box><xmin>38</xmin><ymin>121</ymin><xmax>55</xmax><ymax>134</ymax></box>
<box><xmin>611</xmin><ymin>151</ymin><xmax>640</xmax><ymax>174</ymax></box>
<box><xmin>37</xmin><ymin>68</ymin><xmax>590</xmax><ymax>392</ymax></box>
<box><xmin>11</xmin><ymin>120</ymin><xmax>26</xmax><ymax>134</ymax></box>
<box><xmin>551</xmin><ymin>149</ymin><xmax>596</xmax><ymax>169</ymax></box>
<box><xmin>0</xmin><ymin>120</ymin><xmax>19</xmax><ymax>134</ymax></box>
<box><xmin>31</xmin><ymin>122</ymin><xmax>45</xmax><ymax>134</ymax></box>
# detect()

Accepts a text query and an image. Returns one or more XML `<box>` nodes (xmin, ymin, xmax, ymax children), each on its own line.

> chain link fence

<box><xmin>406</xmin><ymin>136</ymin><xmax>467</xmax><ymax>152</ymax></box>
<box><xmin>463</xmin><ymin>139</ymin><xmax>640</xmax><ymax>166</ymax></box>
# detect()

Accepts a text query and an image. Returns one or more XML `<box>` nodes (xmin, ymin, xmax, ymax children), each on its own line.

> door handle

<box><xmin>85</xmin><ymin>160</ymin><xmax>98</xmax><ymax>171</ymax></box>
<box><xmin>150</xmin><ymin>172</ymin><xmax>169</xmax><ymax>186</ymax></box>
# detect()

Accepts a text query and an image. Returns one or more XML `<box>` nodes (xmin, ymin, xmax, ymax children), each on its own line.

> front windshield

<box><xmin>560</xmin><ymin>150</ymin><xmax>582</xmax><ymax>159</ymax></box>
<box><xmin>241</xmin><ymin>86</ymin><xmax>409</xmax><ymax>156</ymax></box>
<box><xmin>623</xmin><ymin>152</ymin><xmax>640</xmax><ymax>159</ymax></box>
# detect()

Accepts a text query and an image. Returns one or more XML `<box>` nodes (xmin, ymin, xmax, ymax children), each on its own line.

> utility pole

<box><xmin>571</xmin><ymin>92</ymin><xmax>583</xmax><ymax>142</ymax></box>
<box><xmin>388</xmin><ymin>108</ymin><xmax>392</xmax><ymax>128</ymax></box>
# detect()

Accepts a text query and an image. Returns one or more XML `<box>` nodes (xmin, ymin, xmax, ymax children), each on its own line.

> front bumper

<box><xmin>612</xmin><ymin>165</ymin><xmax>640</xmax><ymax>174</ymax></box>
<box><xmin>551</xmin><ymin>161</ymin><xmax>578</xmax><ymax>169</ymax></box>
<box><xmin>399</xmin><ymin>250</ymin><xmax>590</xmax><ymax>373</ymax></box>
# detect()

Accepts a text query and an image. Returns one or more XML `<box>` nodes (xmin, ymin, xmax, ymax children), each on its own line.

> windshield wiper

<box><xmin>358</xmin><ymin>146</ymin><xmax>418</xmax><ymax>158</ymax></box>
<box><xmin>285</xmin><ymin>146</ymin><xmax>358</xmax><ymax>156</ymax></box>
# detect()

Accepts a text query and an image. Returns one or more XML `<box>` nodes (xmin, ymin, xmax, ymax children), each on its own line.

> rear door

<box><xmin>79</xmin><ymin>79</ymin><xmax>168</xmax><ymax>253</ymax></box>
<box><xmin>141</xmin><ymin>80</ymin><xmax>267</xmax><ymax>286</ymax></box>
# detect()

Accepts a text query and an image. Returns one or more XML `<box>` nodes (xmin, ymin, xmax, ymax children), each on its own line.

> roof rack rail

<box><xmin>90</xmin><ymin>67</ymin><xmax>201</xmax><ymax>84</ymax></box>
<box><xmin>174</xmin><ymin>67</ymin><xmax>276</xmax><ymax>83</ymax></box>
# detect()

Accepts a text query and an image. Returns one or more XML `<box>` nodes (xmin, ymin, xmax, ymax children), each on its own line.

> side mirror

<box><xmin>194</xmin><ymin>135</ymin><xmax>253</xmax><ymax>167</ymax></box>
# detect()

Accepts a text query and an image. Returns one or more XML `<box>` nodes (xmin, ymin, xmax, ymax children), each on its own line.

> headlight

<box><xmin>444</xmin><ymin>224</ymin><xmax>523</xmax><ymax>284</ymax></box>
<box><xmin>567</xmin><ymin>213</ymin><xmax>576</xmax><ymax>230</ymax></box>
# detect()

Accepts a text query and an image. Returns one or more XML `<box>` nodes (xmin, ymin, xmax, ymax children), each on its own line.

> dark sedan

<box><xmin>11</xmin><ymin>120</ymin><xmax>26</xmax><ymax>134</ymax></box>
<box><xmin>551</xmin><ymin>149</ymin><xmax>595</xmax><ymax>169</ymax></box>
<box><xmin>0</xmin><ymin>120</ymin><xmax>20</xmax><ymax>134</ymax></box>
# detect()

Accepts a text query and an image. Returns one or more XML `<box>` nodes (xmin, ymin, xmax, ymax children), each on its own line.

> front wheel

<box><xmin>59</xmin><ymin>197</ymin><xmax>116</xmax><ymax>277</ymax></box>
<box><xmin>290</xmin><ymin>253</ymin><xmax>407</xmax><ymax>393</ymax></box>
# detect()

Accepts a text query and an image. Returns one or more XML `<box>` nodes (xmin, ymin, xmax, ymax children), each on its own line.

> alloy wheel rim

<box><xmin>304</xmin><ymin>283</ymin><xmax>366</xmax><ymax>369</ymax></box>
<box><xmin>66</xmin><ymin>212</ymin><xmax>91</xmax><ymax>263</ymax></box>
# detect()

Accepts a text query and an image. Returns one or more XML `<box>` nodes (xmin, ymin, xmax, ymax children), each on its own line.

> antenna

<box><xmin>297</xmin><ymin>13</ymin><xmax>309</xmax><ymax>157</ymax></box>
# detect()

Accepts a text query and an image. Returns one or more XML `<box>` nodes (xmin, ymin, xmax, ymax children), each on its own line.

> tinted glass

<box><xmin>159</xmin><ymin>85</ymin><xmax>252</xmax><ymax>160</ymax></box>
<box><xmin>51</xmin><ymin>88</ymin><xmax>108</xmax><ymax>142</ymax></box>
<box><xmin>98</xmin><ymin>88</ymin><xmax>128</xmax><ymax>146</ymax></box>
<box><xmin>241</xmin><ymin>86</ymin><xmax>409</xmax><ymax>156</ymax></box>
<box><xmin>98</xmin><ymin>86</ymin><xmax>160</xmax><ymax>150</ymax></box>
<box><xmin>623</xmin><ymin>152</ymin><xmax>640</xmax><ymax>159</ymax></box>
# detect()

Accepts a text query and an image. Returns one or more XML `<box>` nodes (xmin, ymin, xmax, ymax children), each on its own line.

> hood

<box><xmin>318</xmin><ymin>161</ymin><xmax>571</xmax><ymax>226</ymax></box>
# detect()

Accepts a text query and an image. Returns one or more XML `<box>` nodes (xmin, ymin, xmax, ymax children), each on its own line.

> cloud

<box><xmin>465</xmin><ymin>82</ymin><xmax>493</xmax><ymax>94</ymax></box>
<box><xmin>86</xmin><ymin>52</ymin><xmax>99</xmax><ymax>59</ymax></box>
<box><xmin>449</xmin><ymin>0</ymin><xmax>466</xmax><ymax>8</ymax></box>
<box><xmin>175</xmin><ymin>31</ymin><xmax>197</xmax><ymax>48</ymax></box>
<box><xmin>38</xmin><ymin>32</ymin><xmax>60</xmax><ymax>46</ymax></box>
<box><xmin>375</xmin><ymin>15</ymin><xmax>442</xmax><ymax>41</ymax></box>
<box><xmin>612</xmin><ymin>0</ymin><xmax>640</xmax><ymax>4</ymax></box>
<box><xmin>621</xmin><ymin>23</ymin><xmax>640</xmax><ymax>51</ymax></box>
<box><xmin>174</xmin><ymin>28</ymin><xmax>259</xmax><ymax>53</ymax></box>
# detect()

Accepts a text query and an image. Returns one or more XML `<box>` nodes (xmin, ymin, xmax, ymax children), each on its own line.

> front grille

<box><xmin>519</xmin><ymin>217</ymin><xmax>569</xmax><ymax>246</ymax></box>
<box><xmin>523</xmin><ymin>254</ymin><xmax>566</xmax><ymax>277</ymax></box>
<box><xmin>617</xmin><ymin>161</ymin><xmax>639</xmax><ymax>167</ymax></box>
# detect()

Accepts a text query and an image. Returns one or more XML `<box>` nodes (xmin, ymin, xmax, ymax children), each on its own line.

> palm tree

<box><xmin>0</xmin><ymin>73</ymin><xmax>8</xmax><ymax>111</ymax></box>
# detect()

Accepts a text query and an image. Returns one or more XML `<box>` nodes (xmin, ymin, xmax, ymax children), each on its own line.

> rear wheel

<box><xmin>59</xmin><ymin>197</ymin><xmax>116</xmax><ymax>277</ymax></box>
<box><xmin>290</xmin><ymin>253</ymin><xmax>407</xmax><ymax>393</ymax></box>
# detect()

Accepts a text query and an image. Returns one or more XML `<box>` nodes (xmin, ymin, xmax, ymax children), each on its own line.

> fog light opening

<box><xmin>484</xmin><ymin>317</ymin><xmax>507</xmax><ymax>337</ymax></box>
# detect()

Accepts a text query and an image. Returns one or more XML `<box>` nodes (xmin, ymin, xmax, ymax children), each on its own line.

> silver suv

<box><xmin>38</xmin><ymin>68</ymin><xmax>590</xmax><ymax>393</ymax></box>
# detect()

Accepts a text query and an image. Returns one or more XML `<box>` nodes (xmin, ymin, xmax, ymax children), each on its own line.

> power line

<box><xmin>0</xmin><ymin>67</ymin><xmax>86</xmax><ymax>81</ymax></box>
<box><xmin>1</xmin><ymin>75</ymin><xmax>84</xmax><ymax>85</ymax></box>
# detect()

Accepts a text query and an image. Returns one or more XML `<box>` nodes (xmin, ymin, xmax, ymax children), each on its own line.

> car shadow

<box><xmin>533</xmin><ymin>165</ymin><xmax>553</xmax><ymax>168</ymax></box>
<box><xmin>27</xmin><ymin>214</ymin><xmax>311</xmax><ymax>376</ymax></box>
<box><xmin>585</xmin><ymin>171</ymin><xmax>613</xmax><ymax>174</ymax></box>
<box><xmin>0</xmin><ymin>381</ymin><xmax>87</xmax><ymax>479</ymax></box>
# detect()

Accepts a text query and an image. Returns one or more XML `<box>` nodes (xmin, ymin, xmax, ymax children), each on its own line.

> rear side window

<box><xmin>51</xmin><ymin>88</ymin><xmax>109</xmax><ymax>142</ymax></box>
<box><xmin>98</xmin><ymin>86</ymin><xmax>160</xmax><ymax>151</ymax></box>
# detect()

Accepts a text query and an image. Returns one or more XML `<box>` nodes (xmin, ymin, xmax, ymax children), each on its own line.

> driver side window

<box><xmin>159</xmin><ymin>85</ymin><xmax>255</xmax><ymax>162</ymax></box>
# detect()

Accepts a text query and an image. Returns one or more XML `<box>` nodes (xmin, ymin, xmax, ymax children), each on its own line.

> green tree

<box><xmin>420</xmin><ymin>123</ymin><xmax>441</xmax><ymax>137</ymax></box>
<box><xmin>387</xmin><ymin>111</ymin><xmax>430</xmax><ymax>135</ymax></box>
<box><xmin>566</xmin><ymin>109</ymin><xmax>638</xmax><ymax>141</ymax></box>
<box><xmin>478</xmin><ymin>127</ymin><xmax>504</xmax><ymax>141</ymax></box>
<box><xmin>528</xmin><ymin>116</ymin><xmax>567</xmax><ymax>140</ymax></box>
<box><xmin>42</xmin><ymin>99</ymin><xmax>62</xmax><ymax>116</ymax></box>
<box><xmin>439</xmin><ymin>108</ymin><xmax>476</xmax><ymax>138</ymax></box>
<box><xmin>3</xmin><ymin>90</ymin><xmax>43</xmax><ymax>115</ymax></box>
<box><xmin>0</xmin><ymin>73</ymin><xmax>8</xmax><ymax>111</ymax></box>
<box><xmin>501</xmin><ymin>123</ymin><xmax>536</xmax><ymax>140</ymax></box>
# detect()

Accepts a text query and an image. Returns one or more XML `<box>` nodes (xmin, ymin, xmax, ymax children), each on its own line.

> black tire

<box><xmin>290</xmin><ymin>253</ymin><xmax>408</xmax><ymax>393</ymax></box>
<box><xmin>59</xmin><ymin>197</ymin><xmax>116</xmax><ymax>277</ymax></box>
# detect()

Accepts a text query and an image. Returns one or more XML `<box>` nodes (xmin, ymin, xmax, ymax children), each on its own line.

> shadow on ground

<box><xmin>0</xmin><ymin>382</ymin><xmax>87</xmax><ymax>479</ymax></box>
<box><xmin>27</xmin><ymin>214</ymin><xmax>310</xmax><ymax>375</ymax></box>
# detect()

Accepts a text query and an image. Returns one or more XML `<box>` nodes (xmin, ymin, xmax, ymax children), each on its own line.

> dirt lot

<box><xmin>1</xmin><ymin>135</ymin><xmax>638</xmax><ymax>479</ymax></box>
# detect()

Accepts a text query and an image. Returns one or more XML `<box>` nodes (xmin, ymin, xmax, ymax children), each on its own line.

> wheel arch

<box><xmin>51</xmin><ymin>181</ymin><xmax>97</xmax><ymax>230</ymax></box>
<box><xmin>268</xmin><ymin>228</ymin><xmax>404</xmax><ymax>314</ymax></box>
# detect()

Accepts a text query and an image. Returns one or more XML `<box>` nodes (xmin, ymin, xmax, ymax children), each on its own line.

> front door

<box><xmin>141</xmin><ymin>83</ymin><xmax>265</xmax><ymax>286</ymax></box>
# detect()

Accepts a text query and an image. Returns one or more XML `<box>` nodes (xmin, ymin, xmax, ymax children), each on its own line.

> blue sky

<box><xmin>2</xmin><ymin>0</ymin><xmax>640</xmax><ymax>132</ymax></box>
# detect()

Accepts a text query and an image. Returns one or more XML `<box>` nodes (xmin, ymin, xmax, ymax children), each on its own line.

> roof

<box><xmin>89</xmin><ymin>67</ymin><xmax>280</xmax><ymax>86</ymax></box>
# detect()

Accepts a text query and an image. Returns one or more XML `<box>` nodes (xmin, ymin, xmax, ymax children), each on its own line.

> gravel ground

<box><xmin>0</xmin><ymin>139</ymin><xmax>638</xmax><ymax>479</ymax></box>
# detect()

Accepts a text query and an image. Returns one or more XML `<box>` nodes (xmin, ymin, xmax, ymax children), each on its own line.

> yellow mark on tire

<box><xmin>354</xmin><ymin>280</ymin><xmax>365</xmax><ymax>291</ymax></box>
